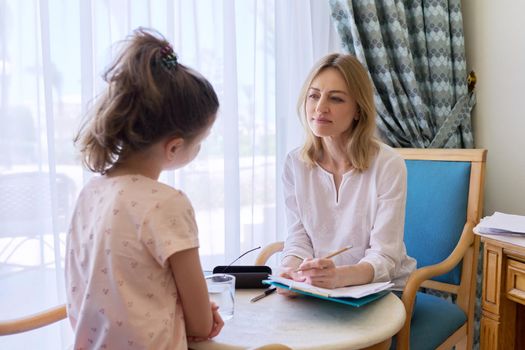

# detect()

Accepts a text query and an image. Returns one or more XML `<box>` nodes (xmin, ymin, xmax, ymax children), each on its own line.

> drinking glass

<box><xmin>205</xmin><ymin>274</ymin><xmax>235</xmax><ymax>320</ymax></box>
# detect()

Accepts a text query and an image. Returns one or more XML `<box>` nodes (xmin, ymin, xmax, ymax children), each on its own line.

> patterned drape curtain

<box><xmin>329</xmin><ymin>0</ymin><xmax>474</xmax><ymax>148</ymax></box>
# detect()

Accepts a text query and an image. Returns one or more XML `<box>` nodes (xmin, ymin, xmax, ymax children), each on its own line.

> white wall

<box><xmin>462</xmin><ymin>0</ymin><xmax>525</xmax><ymax>216</ymax></box>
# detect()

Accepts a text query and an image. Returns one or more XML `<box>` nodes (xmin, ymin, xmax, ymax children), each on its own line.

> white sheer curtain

<box><xmin>0</xmin><ymin>0</ymin><xmax>339</xmax><ymax>348</ymax></box>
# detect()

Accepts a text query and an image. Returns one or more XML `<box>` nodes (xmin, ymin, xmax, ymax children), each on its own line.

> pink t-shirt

<box><xmin>65</xmin><ymin>174</ymin><xmax>199</xmax><ymax>350</ymax></box>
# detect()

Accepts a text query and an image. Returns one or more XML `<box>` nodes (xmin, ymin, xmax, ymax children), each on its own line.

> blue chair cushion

<box><xmin>404</xmin><ymin>160</ymin><xmax>471</xmax><ymax>284</ymax></box>
<box><xmin>391</xmin><ymin>292</ymin><xmax>467</xmax><ymax>350</ymax></box>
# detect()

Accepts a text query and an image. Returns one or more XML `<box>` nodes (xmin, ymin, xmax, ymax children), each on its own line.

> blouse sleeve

<box><xmin>140</xmin><ymin>191</ymin><xmax>200</xmax><ymax>267</ymax></box>
<box><xmin>281</xmin><ymin>152</ymin><xmax>314</xmax><ymax>264</ymax></box>
<box><xmin>359</xmin><ymin>153</ymin><xmax>407</xmax><ymax>282</ymax></box>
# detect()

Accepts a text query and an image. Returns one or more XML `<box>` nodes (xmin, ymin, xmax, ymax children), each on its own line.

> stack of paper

<box><xmin>475</xmin><ymin>212</ymin><xmax>525</xmax><ymax>235</ymax></box>
<box><xmin>265</xmin><ymin>275</ymin><xmax>393</xmax><ymax>299</ymax></box>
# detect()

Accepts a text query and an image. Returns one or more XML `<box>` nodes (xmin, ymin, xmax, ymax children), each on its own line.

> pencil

<box><xmin>294</xmin><ymin>245</ymin><xmax>352</xmax><ymax>272</ymax></box>
<box><xmin>322</xmin><ymin>245</ymin><xmax>352</xmax><ymax>259</ymax></box>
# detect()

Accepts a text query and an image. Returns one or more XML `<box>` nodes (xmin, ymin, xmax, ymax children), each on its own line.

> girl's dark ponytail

<box><xmin>75</xmin><ymin>27</ymin><xmax>219</xmax><ymax>174</ymax></box>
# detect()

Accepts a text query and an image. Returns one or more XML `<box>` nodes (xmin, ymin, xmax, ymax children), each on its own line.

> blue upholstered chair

<box><xmin>255</xmin><ymin>148</ymin><xmax>487</xmax><ymax>350</ymax></box>
<box><xmin>393</xmin><ymin>148</ymin><xmax>487</xmax><ymax>350</ymax></box>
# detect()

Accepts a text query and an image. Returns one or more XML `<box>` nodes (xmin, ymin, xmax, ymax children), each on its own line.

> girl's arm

<box><xmin>169</xmin><ymin>248</ymin><xmax>215</xmax><ymax>338</ymax></box>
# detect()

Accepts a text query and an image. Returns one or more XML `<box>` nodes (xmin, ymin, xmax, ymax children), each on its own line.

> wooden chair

<box><xmin>0</xmin><ymin>305</ymin><xmax>67</xmax><ymax>335</ymax></box>
<box><xmin>255</xmin><ymin>148</ymin><xmax>487</xmax><ymax>350</ymax></box>
<box><xmin>0</xmin><ymin>172</ymin><xmax>74</xmax><ymax>335</ymax></box>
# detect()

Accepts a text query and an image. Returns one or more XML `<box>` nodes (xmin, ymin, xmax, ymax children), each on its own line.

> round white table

<box><xmin>189</xmin><ymin>289</ymin><xmax>406</xmax><ymax>350</ymax></box>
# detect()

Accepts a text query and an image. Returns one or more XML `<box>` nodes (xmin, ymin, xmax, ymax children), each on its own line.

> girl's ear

<box><xmin>164</xmin><ymin>137</ymin><xmax>185</xmax><ymax>161</ymax></box>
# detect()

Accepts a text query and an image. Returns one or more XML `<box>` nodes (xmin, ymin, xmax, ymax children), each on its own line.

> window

<box><xmin>0</xmin><ymin>1</ymin><xmax>339</xmax><ymax>347</ymax></box>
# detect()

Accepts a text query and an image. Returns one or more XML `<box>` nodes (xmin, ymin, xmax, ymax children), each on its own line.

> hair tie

<box><xmin>160</xmin><ymin>44</ymin><xmax>178</xmax><ymax>69</ymax></box>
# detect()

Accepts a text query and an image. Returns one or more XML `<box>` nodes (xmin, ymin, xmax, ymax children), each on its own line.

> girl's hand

<box><xmin>296</xmin><ymin>258</ymin><xmax>338</xmax><ymax>289</ymax></box>
<box><xmin>277</xmin><ymin>266</ymin><xmax>306</xmax><ymax>297</ymax></box>
<box><xmin>207</xmin><ymin>302</ymin><xmax>224</xmax><ymax>338</ymax></box>
<box><xmin>187</xmin><ymin>302</ymin><xmax>224</xmax><ymax>342</ymax></box>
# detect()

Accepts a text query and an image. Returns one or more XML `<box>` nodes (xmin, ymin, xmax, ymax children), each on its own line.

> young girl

<box><xmin>65</xmin><ymin>28</ymin><xmax>223</xmax><ymax>349</ymax></box>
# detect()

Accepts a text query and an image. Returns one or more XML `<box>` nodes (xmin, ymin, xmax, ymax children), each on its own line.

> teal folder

<box><xmin>262</xmin><ymin>280</ymin><xmax>390</xmax><ymax>307</ymax></box>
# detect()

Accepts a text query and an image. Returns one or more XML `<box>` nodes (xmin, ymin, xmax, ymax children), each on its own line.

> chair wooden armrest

<box><xmin>255</xmin><ymin>241</ymin><xmax>284</xmax><ymax>265</ymax></box>
<box><xmin>0</xmin><ymin>304</ymin><xmax>67</xmax><ymax>335</ymax></box>
<box><xmin>397</xmin><ymin>221</ymin><xmax>475</xmax><ymax>348</ymax></box>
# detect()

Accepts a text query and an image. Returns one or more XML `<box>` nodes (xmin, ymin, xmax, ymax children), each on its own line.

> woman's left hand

<box><xmin>296</xmin><ymin>258</ymin><xmax>338</xmax><ymax>289</ymax></box>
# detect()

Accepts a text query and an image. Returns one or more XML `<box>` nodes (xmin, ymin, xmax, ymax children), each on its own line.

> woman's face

<box><xmin>305</xmin><ymin>68</ymin><xmax>359</xmax><ymax>140</ymax></box>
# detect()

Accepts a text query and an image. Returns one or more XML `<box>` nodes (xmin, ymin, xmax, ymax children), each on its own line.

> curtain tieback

<box><xmin>429</xmin><ymin>92</ymin><xmax>476</xmax><ymax>148</ymax></box>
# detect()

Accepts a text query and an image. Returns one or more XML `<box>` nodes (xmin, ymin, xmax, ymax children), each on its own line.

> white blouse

<box><xmin>281</xmin><ymin>143</ymin><xmax>416</xmax><ymax>289</ymax></box>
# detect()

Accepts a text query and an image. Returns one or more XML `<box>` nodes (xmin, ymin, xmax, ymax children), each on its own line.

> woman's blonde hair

<box><xmin>75</xmin><ymin>28</ymin><xmax>219</xmax><ymax>174</ymax></box>
<box><xmin>297</xmin><ymin>53</ymin><xmax>378</xmax><ymax>171</ymax></box>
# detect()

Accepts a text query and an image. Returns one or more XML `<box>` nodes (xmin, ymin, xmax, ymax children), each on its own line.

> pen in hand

<box><xmin>294</xmin><ymin>245</ymin><xmax>352</xmax><ymax>272</ymax></box>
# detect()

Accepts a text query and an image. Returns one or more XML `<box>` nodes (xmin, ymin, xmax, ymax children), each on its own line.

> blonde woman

<box><xmin>280</xmin><ymin>53</ymin><xmax>416</xmax><ymax>294</ymax></box>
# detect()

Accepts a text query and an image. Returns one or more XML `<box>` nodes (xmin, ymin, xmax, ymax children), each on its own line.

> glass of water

<box><xmin>205</xmin><ymin>274</ymin><xmax>235</xmax><ymax>320</ymax></box>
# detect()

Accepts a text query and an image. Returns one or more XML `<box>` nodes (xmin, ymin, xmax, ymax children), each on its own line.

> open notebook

<box><xmin>263</xmin><ymin>275</ymin><xmax>393</xmax><ymax>307</ymax></box>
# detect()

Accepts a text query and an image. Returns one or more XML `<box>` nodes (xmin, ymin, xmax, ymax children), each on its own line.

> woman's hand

<box><xmin>277</xmin><ymin>266</ymin><xmax>306</xmax><ymax>297</ymax></box>
<box><xmin>296</xmin><ymin>258</ymin><xmax>338</xmax><ymax>289</ymax></box>
<box><xmin>187</xmin><ymin>302</ymin><xmax>224</xmax><ymax>342</ymax></box>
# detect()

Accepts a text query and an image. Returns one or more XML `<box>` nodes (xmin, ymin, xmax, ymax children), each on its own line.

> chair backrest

<box><xmin>0</xmin><ymin>172</ymin><xmax>75</xmax><ymax>236</ymax></box>
<box><xmin>397</xmin><ymin>148</ymin><xmax>486</xmax><ymax>316</ymax></box>
<box><xmin>404</xmin><ymin>159</ymin><xmax>471</xmax><ymax>284</ymax></box>
<box><xmin>0</xmin><ymin>172</ymin><xmax>52</xmax><ymax>223</ymax></box>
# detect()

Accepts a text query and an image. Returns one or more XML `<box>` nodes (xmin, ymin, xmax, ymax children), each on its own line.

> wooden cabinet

<box><xmin>507</xmin><ymin>258</ymin><xmax>525</xmax><ymax>304</ymax></box>
<box><xmin>478</xmin><ymin>234</ymin><xmax>525</xmax><ymax>350</ymax></box>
